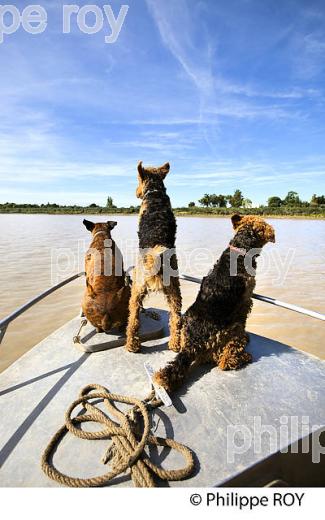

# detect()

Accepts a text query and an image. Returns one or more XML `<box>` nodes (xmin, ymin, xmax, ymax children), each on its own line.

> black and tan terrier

<box><xmin>125</xmin><ymin>161</ymin><xmax>182</xmax><ymax>353</ymax></box>
<box><xmin>154</xmin><ymin>214</ymin><xmax>275</xmax><ymax>391</ymax></box>
<box><xmin>82</xmin><ymin>219</ymin><xmax>131</xmax><ymax>333</ymax></box>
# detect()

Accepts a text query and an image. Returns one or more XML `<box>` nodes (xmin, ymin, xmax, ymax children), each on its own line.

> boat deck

<box><xmin>0</xmin><ymin>310</ymin><xmax>324</xmax><ymax>487</ymax></box>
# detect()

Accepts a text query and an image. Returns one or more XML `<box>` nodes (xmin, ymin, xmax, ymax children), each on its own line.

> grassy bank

<box><xmin>1</xmin><ymin>204</ymin><xmax>325</xmax><ymax>218</ymax></box>
<box><xmin>174</xmin><ymin>206</ymin><xmax>325</xmax><ymax>218</ymax></box>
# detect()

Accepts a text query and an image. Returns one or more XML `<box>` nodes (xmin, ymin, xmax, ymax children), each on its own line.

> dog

<box><xmin>125</xmin><ymin>161</ymin><xmax>182</xmax><ymax>353</ymax></box>
<box><xmin>154</xmin><ymin>214</ymin><xmax>275</xmax><ymax>391</ymax></box>
<box><xmin>82</xmin><ymin>219</ymin><xmax>131</xmax><ymax>333</ymax></box>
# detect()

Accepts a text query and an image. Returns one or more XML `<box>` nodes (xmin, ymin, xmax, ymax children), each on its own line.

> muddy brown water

<box><xmin>0</xmin><ymin>214</ymin><xmax>324</xmax><ymax>372</ymax></box>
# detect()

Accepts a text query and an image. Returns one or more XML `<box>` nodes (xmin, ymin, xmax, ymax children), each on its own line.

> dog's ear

<box><xmin>231</xmin><ymin>214</ymin><xmax>243</xmax><ymax>229</ymax></box>
<box><xmin>157</xmin><ymin>162</ymin><xmax>170</xmax><ymax>179</ymax></box>
<box><xmin>137</xmin><ymin>161</ymin><xmax>145</xmax><ymax>180</ymax></box>
<box><xmin>107</xmin><ymin>221</ymin><xmax>117</xmax><ymax>230</ymax></box>
<box><xmin>83</xmin><ymin>219</ymin><xmax>95</xmax><ymax>232</ymax></box>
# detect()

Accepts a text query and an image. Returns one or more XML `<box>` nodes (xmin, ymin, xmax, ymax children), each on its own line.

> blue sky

<box><xmin>0</xmin><ymin>0</ymin><xmax>325</xmax><ymax>207</ymax></box>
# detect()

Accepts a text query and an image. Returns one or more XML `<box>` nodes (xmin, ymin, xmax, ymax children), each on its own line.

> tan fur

<box><xmin>127</xmin><ymin>248</ymin><xmax>182</xmax><ymax>351</ymax></box>
<box><xmin>233</xmin><ymin>215</ymin><xmax>275</xmax><ymax>244</ymax></box>
<box><xmin>142</xmin><ymin>245</ymin><xmax>167</xmax><ymax>292</ymax></box>
<box><xmin>136</xmin><ymin>173</ymin><xmax>146</xmax><ymax>200</ymax></box>
<box><xmin>82</xmin><ymin>221</ymin><xmax>130</xmax><ymax>333</ymax></box>
<box><xmin>139</xmin><ymin>199</ymin><xmax>148</xmax><ymax>219</ymax></box>
<box><xmin>124</xmin><ymin>282</ymin><xmax>147</xmax><ymax>352</ymax></box>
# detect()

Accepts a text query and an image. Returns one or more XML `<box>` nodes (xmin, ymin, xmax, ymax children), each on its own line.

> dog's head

<box><xmin>231</xmin><ymin>214</ymin><xmax>275</xmax><ymax>246</ymax></box>
<box><xmin>136</xmin><ymin>161</ymin><xmax>170</xmax><ymax>199</ymax></box>
<box><xmin>83</xmin><ymin>219</ymin><xmax>117</xmax><ymax>236</ymax></box>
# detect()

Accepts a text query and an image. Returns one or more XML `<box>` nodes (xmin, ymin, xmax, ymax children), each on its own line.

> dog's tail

<box><xmin>154</xmin><ymin>351</ymin><xmax>194</xmax><ymax>393</ymax></box>
<box><xmin>139</xmin><ymin>245</ymin><xmax>168</xmax><ymax>291</ymax></box>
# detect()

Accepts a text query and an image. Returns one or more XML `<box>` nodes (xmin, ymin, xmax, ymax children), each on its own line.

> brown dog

<box><xmin>82</xmin><ymin>219</ymin><xmax>131</xmax><ymax>333</ymax></box>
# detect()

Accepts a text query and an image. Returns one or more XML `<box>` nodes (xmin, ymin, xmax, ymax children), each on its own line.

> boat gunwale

<box><xmin>0</xmin><ymin>271</ymin><xmax>324</xmax><ymax>347</ymax></box>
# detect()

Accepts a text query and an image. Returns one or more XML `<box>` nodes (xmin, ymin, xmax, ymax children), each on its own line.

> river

<box><xmin>0</xmin><ymin>214</ymin><xmax>324</xmax><ymax>372</ymax></box>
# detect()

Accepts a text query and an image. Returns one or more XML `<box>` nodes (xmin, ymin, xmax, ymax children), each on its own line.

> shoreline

<box><xmin>0</xmin><ymin>210</ymin><xmax>324</xmax><ymax>220</ymax></box>
<box><xmin>173</xmin><ymin>213</ymin><xmax>325</xmax><ymax>220</ymax></box>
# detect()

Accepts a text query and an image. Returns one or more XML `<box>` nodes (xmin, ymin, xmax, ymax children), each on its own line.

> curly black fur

<box><xmin>154</xmin><ymin>214</ymin><xmax>276</xmax><ymax>391</ymax></box>
<box><xmin>138</xmin><ymin>170</ymin><xmax>176</xmax><ymax>250</ymax></box>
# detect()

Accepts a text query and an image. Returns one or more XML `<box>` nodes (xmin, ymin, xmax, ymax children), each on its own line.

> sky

<box><xmin>0</xmin><ymin>0</ymin><xmax>325</xmax><ymax>207</ymax></box>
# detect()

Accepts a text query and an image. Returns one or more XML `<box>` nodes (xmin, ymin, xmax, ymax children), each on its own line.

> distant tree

<box><xmin>268</xmin><ymin>196</ymin><xmax>283</xmax><ymax>208</ymax></box>
<box><xmin>188</xmin><ymin>201</ymin><xmax>196</xmax><ymax>207</ymax></box>
<box><xmin>106</xmin><ymin>196</ymin><xmax>116</xmax><ymax>208</ymax></box>
<box><xmin>283</xmin><ymin>191</ymin><xmax>301</xmax><ymax>206</ymax></box>
<box><xmin>311</xmin><ymin>194</ymin><xmax>318</xmax><ymax>206</ymax></box>
<box><xmin>89</xmin><ymin>203</ymin><xmax>98</xmax><ymax>208</ymax></box>
<box><xmin>210</xmin><ymin>194</ymin><xmax>228</xmax><ymax>207</ymax></box>
<box><xmin>311</xmin><ymin>194</ymin><xmax>325</xmax><ymax>205</ymax></box>
<box><xmin>198</xmin><ymin>194</ymin><xmax>212</xmax><ymax>207</ymax></box>
<box><xmin>228</xmin><ymin>189</ymin><xmax>244</xmax><ymax>208</ymax></box>
<box><xmin>218</xmin><ymin>194</ymin><xmax>227</xmax><ymax>207</ymax></box>
<box><xmin>242</xmin><ymin>198</ymin><xmax>252</xmax><ymax>209</ymax></box>
<box><xmin>209</xmin><ymin>194</ymin><xmax>219</xmax><ymax>207</ymax></box>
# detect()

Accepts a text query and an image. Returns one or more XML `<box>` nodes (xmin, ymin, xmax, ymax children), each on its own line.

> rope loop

<box><xmin>41</xmin><ymin>384</ymin><xmax>195</xmax><ymax>487</ymax></box>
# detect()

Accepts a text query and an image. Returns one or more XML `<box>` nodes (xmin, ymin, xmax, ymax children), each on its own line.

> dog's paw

<box><xmin>153</xmin><ymin>370</ymin><xmax>172</xmax><ymax>392</ymax></box>
<box><xmin>125</xmin><ymin>337</ymin><xmax>142</xmax><ymax>353</ymax></box>
<box><xmin>241</xmin><ymin>351</ymin><xmax>252</xmax><ymax>365</ymax></box>
<box><xmin>218</xmin><ymin>349</ymin><xmax>252</xmax><ymax>370</ymax></box>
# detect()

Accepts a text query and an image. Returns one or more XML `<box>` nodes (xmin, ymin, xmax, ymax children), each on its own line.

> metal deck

<box><xmin>0</xmin><ymin>311</ymin><xmax>324</xmax><ymax>487</ymax></box>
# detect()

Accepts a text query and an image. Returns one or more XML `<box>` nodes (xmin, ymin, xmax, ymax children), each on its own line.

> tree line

<box><xmin>188</xmin><ymin>190</ymin><xmax>325</xmax><ymax>208</ymax></box>
<box><xmin>268</xmin><ymin>192</ymin><xmax>325</xmax><ymax>207</ymax></box>
<box><xmin>1</xmin><ymin>191</ymin><xmax>324</xmax><ymax>216</ymax></box>
<box><xmin>193</xmin><ymin>190</ymin><xmax>251</xmax><ymax>208</ymax></box>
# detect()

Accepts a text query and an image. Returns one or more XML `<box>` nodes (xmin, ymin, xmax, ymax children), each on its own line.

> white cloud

<box><xmin>292</xmin><ymin>30</ymin><xmax>325</xmax><ymax>79</ymax></box>
<box><xmin>169</xmin><ymin>157</ymin><xmax>325</xmax><ymax>190</ymax></box>
<box><xmin>213</xmin><ymin>78</ymin><xmax>321</xmax><ymax>99</ymax></box>
<box><xmin>146</xmin><ymin>0</ymin><xmax>214</xmax><ymax>95</ymax></box>
<box><xmin>145</xmin><ymin>0</ymin><xmax>309</xmax><ymax>131</ymax></box>
<box><xmin>0</xmin><ymin>187</ymin><xmax>129</xmax><ymax>206</ymax></box>
<box><xmin>0</xmin><ymin>158</ymin><xmax>133</xmax><ymax>183</ymax></box>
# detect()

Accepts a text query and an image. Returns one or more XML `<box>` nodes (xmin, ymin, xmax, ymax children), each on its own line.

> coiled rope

<box><xmin>41</xmin><ymin>384</ymin><xmax>195</xmax><ymax>487</ymax></box>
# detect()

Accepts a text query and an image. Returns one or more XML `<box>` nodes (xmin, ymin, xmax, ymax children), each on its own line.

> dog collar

<box><xmin>92</xmin><ymin>231</ymin><xmax>108</xmax><ymax>239</ymax></box>
<box><xmin>143</xmin><ymin>189</ymin><xmax>160</xmax><ymax>199</ymax></box>
<box><xmin>229</xmin><ymin>244</ymin><xmax>247</xmax><ymax>255</ymax></box>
